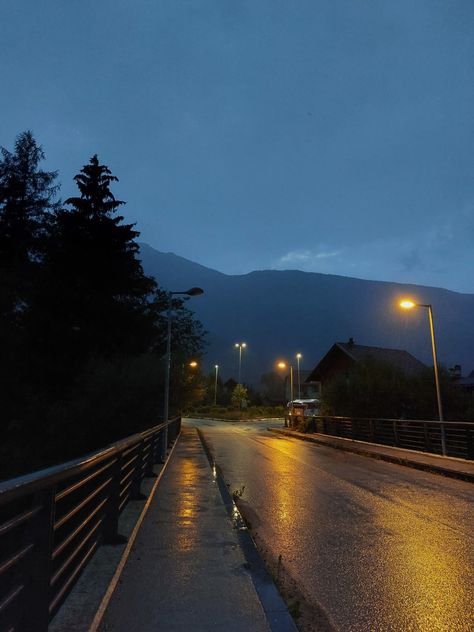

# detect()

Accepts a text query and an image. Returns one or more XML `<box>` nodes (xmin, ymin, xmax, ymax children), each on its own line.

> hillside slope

<box><xmin>139</xmin><ymin>243</ymin><xmax>474</xmax><ymax>383</ymax></box>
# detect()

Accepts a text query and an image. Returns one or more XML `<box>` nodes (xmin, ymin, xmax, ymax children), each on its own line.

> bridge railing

<box><xmin>286</xmin><ymin>415</ymin><xmax>474</xmax><ymax>460</ymax></box>
<box><xmin>0</xmin><ymin>417</ymin><xmax>181</xmax><ymax>632</ymax></box>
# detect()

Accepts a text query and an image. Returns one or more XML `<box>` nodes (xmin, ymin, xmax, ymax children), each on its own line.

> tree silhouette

<box><xmin>0</xmin><ymin>130</ymin><xmax>59</xmax><ymax>326</ymax></box>
<box><xmin>37</xmin><ymin>155</ymin><xmax>157</xmax><ymax>365</ymax></box>
<box><xmin>0</xmin><ymin>131</ymin><xmax>59</xmax><ymax>427</ymax></box>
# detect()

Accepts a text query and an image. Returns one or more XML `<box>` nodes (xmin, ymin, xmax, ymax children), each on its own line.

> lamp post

<box><xmin>214</xmin><ymin>364</ymin><xmax>219</xmax><ymax>405</ymax></box>
<box><xmin>277</xmin><ymin>361</ymin><xmax>294</xmax><ymax>403</ymax></box>
<box><xmin>162</xmin><ymin>287</ymin><xmax>204</xmax><ymax>460</ymax></box>
<box><xmin>234</xmin><ymin>342</ymin><xmax>247</xmax><ymax>384</ymax></box>
<box><xmin>296</xmin><ymin>353</ymin><xmax>302</xmax><ymax>398</ymax></box>
<box><xmin>399</xmin><ymin>299</ymin><xmax>446</xmax><ymax>455</ymax></box>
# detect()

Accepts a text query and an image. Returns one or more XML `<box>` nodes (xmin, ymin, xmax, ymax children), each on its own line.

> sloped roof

<box><xmin>336</xmin><ymin>342</ymin><xmax>426</xmax><ymax>373</ymax></box>
<box><xmin>307</xmin><ymin>341</ymin><xmax>426</xmax><ymax>382</ymax></box>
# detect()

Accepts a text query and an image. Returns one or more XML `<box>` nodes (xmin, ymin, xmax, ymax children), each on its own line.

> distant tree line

<box><xmin>0</xmin><ymin>131</ymin><xmax>205</xmax><ymax>479</ymax></box>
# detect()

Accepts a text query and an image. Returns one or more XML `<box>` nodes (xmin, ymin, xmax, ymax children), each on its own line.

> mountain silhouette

<box><xmin>139</xmin><ymin>243</ymin><xmax>474</xmax><ymax>384</ymax></box>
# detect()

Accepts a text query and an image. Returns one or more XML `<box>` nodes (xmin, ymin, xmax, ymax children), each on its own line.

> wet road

<box><xmin>186</xmin><ymin>418</ymin><xmax>474</xmax><ymax>632</ymax></box>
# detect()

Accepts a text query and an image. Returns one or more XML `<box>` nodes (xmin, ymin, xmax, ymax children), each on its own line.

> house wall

<box><xmin>318</xmin><ymin>348</ymin><xmax>355</xmax><ymax>386</ymax></box>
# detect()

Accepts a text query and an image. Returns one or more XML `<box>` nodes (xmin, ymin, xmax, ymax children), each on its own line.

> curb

<box><xmin>269</xmin><ymin>428</ymin><xmax>474</xmax><ymax>484</ymax></box>
<box><xmin>196</xmin><ymin>428</ymin><xmax>298</xmax><ymax>632</ymax></box>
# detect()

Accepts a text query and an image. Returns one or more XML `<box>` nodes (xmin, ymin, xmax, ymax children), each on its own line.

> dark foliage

<box><xmin>321</xmin><ymin>358</ymin><xmax>473</xmax><ymax>421</ymax></box>
<box><xmin>0</xmin><ymin>138</ymin><xmax>206</xmax><ymax>480</ymax></box>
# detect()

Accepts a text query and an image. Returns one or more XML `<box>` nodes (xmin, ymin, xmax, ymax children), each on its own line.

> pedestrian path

<box><xmin>96</xmin><ymin>427</ymin><xmax>277</xmax><ymax>632</ymax></box>
<box><xmin>270</xmin><ymin>428</ymin><xmax>474</xmax><ymax>482</ymax></box>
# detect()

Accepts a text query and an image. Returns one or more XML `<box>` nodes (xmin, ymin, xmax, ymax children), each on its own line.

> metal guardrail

<box><xmin>0</xmin><ymin>417</ymin><xmax>181</xmax><ymax>632</ymax></box>
<box><xmin>285</xmin><ymin>415</ymin><xmax>474</xmax><ymax>460</ymax></box>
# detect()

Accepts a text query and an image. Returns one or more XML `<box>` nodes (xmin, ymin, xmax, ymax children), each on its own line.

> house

<box><xmin>282</xmin><ymin>369</ymin><xmax>321</xmax><ymax>401</ymax></box>
<box><xmin>306</xmin><ymin>338</ymin><xmax>426</xmax><ymax>387</ymax></box>
<box><xmin>449</xmin><ymin>365</ymin><xmax>474</xmax><ymax>395</ymax></box>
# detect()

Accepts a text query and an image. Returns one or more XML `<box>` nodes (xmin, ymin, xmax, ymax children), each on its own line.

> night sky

<box><xmin>2</xmin><ymin>1</ymin><xmax>473</xmax><ymax>292</ymax></box>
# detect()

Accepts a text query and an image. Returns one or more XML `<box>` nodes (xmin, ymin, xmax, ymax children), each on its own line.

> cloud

<box><xmin>269</xmin><ymin>206</ymin><xmax>474</xmax><ymax>293</ymax></box>
<box><xmin>277</xmin><ymin>249</ymin><xmax>341</xmax><ymax>266</ymax></box>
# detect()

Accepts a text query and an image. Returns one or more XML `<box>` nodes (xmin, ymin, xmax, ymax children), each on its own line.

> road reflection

<box><xmin>175</xmin><ymin>452</ymin><xmax>199</xmax><ymax>551</ymax></box>
<box><xmin>203</xmin><ymin>426</ymin><xmax>474</xmax><ymax>631</ymax></box>
<box><xmin>379</xmin><ymin>499</ymin><xmax>471</xmax><ymax>631</ymax></box>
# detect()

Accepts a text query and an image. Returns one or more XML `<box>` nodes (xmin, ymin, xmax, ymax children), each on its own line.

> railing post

<box><xmin>393</xmin><ymin>420</ymin><xmax>399</xmax><ymax>447</ymax></box>
<box><xmin>157</xmin><ymin>427</ymin><xmax>166</xmax><ymax>463</ymax></box>
<box><xmin>351</xmin><ymin>418</ymin><xmax>357</xmax><ymax>440</ymax></box>
<box><xmin>145</xmin><ymin>435</ymin><xmax>157</xmax><ymax>478</ymax></box>
<box><xmin>440</xmin><ymin>422</ymin><xmax>447</xmax><ymax>456</ymax></box>
<box><xmin>131</xmin><ymin>440</ymin><xmax>147</xmax><ymax>500</ymax></box>
<box><xmin>423</xmin><ymin>422</ymin><xmax>430</xmax><ymax>453</ymax></box>
<box><xmin>103</xmin><ymin>453</ymin><xmax>127</xmax><ymax>544</ymax></box>
<box><xmin>22</xmin><ymin>488</ymin><xmax>55</xmax><ymax>632</ymax></box>
<box><xmin>465</xmin><ymin>427</ymin><xmax>474</xmax><ymax>460</ymax></box>
<box><xmin>369</xmin><ymin>419</ymin><xmax>375</xmax><ymax>442</ymax></box>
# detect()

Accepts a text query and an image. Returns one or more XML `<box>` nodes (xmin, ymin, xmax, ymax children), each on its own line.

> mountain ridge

<box><xmin>138</xmin><ymin>243</ymin><xmax>474</xmax><ymax>383</ymax></box>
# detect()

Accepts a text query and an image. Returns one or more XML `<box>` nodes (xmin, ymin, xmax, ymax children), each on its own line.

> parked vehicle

<box><xmin>286</xmin><ymin>398</ymin><xmax>321</xmax><ymax>427</ymax></box>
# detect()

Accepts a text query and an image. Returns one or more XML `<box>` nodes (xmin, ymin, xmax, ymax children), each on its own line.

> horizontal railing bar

<box><xmin>51</xmin><ymin>518</ymin><xmax>102</xmax><ymax>587</ymax></box>
<box><xmin>119</xmin><ymin>479</ymin><xmax>133</xmax><ymax>499</ymax></box>
<box><xmin>55</xmin><ymin>459</ymin><xmax>116</xmax><ymax>502</ymax></box>
<box><xmin>315</xmin><ymin>416</ymin><xmax>474</xmax><ymax>427</ymax></box>
<box><xmin>120</xmin><ymin>468</ymin><xmax>135</xmax><ymax>488</ymax></box>
<box><xmin>0</xmin><ymin>506</ymin><xmax>41</xmax><ymax>537</ymax></box>
<box><xmin>54</xmin><ymin>477</ymin><xmax>112</xmax><ymax>531</ymax></box>
<box><xmin>53</xmin><ymin>497</ymin><xmax>108</xmax><ymax>560</ymax></box>
<box><xmin>0</xmin><ymin>419</ymin><xmax>175</xmax><ymax>502</ymax></box>
<box><xmin>0</xmin><ymin>544</ymin><xmax>34</xmax><ymax>577</ymax></box>
<box><xmin>49</xmin><ymin>541</ymin><xmax>98</xmax><ymax>615</ymax></box>
<box><xmin>118</xmin><ymin>494</ymin><xmax>130</xmax><ymax>513</ymax></box>
<box><xmin>121</xmin><ymin>454</ymin><xmax>139</xmax><ymax>472</ymax></box>
<box><xmin>121</xmin><ymin>445</ymin><xmax>140</xmax><ymax>460</ymax></box>
<box><xmin>0</xmin><ymin>584</ymin><xmax>24</xmax><ymax>614</ymax></box>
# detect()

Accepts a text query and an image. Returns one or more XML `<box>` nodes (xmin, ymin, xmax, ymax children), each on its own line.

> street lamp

<box><xmin>277</xmin><ymin>361</ymin><xmax>294</xmax><ymax>403</ymax></box>
<box><xmin>189</xmin><ymin>361</ymin><xmax>198</xmax><ymax>368</ymax></box>
<box><xmin>399</xmin><ymin>298</ymin><xmax>446</xmax><ymax>455</ymax></box>
<box><xmin>296</xmin><ymin>353</ymin><xmax>302</xmax><ymax>398</ymax></box>
<box><xmin>162</xmin><ymin>287</ymin><xmax>204</xmax><ymax>460</ymax></box>
<box><xmin>234</xmin><ymin>342</ymin><xmax>247</xmax><ymax>384</ymax></box>
<box><xmin>214</xmin><ymin>364</ymin><xmax>219</xmax><ymax>405</ymax></box>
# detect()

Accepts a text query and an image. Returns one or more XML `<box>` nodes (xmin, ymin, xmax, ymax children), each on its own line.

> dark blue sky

<box><xmin>2</xmin><ymin>1</ymin><xmax>473</xmax><ymax>292</ymax></box>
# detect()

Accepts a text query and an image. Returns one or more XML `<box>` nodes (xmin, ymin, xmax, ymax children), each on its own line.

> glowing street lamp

<box><xmin>296</xmin><ymin>353</ymin><xmax>302</xmax><ymax>398</ymax></box>
<box><xmin>162</xmin><ymin>287</ymin><xmax>204</xmax><ymax>460</ymax></box>
<box><xmin>399</xmin><ymin>298</ymin><xmax>446</xmax><ymax>455</ymax></box>
<box><xmin>189</xmin><ymin>361</ymin><xmax>198</xmax><ymax>368</ymax></box>
<box><xmin>277</xmin><ymin>361</ymin><xmax>294</xmax><ymax>402</ymax></box>
<box><xmin>234</xmin><ymin>342</ymin><xmax>247</xmax><ymax>384</ymax></box>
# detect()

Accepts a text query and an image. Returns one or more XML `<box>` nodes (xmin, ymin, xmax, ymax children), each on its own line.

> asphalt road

<box><xmin>186</xmin><ymin>418</ymin><xmax>474</xmax><ymax>632</ymax></box>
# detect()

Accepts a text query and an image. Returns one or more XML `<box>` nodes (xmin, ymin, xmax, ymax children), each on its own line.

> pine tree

<box><xmin>0</xmin><ymin>131</ymin><xmax>59</xmax><ymax>426</ymax></box>
<box><xmin>0</xmin><ymin>130</ymin><xmax>59</xmax><ymax>327</ymax></box>
<box><xmin>40</xmin><ymin>155</ymin><xmax>157</xmax><ymax>362</ymax></box>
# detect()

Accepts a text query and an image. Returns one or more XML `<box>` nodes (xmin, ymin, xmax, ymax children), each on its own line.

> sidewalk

<box><xmin>269</xmin><ymin>428</ymin><xmax>474</xmax><ymax>483</ymax></box>
<box><xmin>95</xmin><ymin>427</ymin><xmax>293</xmax><ymax>632</ymax></box>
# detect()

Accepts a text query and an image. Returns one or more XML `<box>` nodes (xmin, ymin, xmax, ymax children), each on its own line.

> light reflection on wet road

<box><xmin>187</xmin><ymin>419</ymin><xmax>474</xmax><ymax>632</ymax></box>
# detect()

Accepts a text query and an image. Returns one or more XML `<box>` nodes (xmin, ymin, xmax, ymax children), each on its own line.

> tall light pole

<box><xmin>399</xmin><ymin>299</ymin><xmax>446</xmax><ymax>455</ymax></box>
<box><xmin>234</xmin><ymin>342</ymin><xmax>247</xmax><ymax>384</ymax></box>
<box><xmin>277</xmin><ymin>361</ymin><xmax>294</xmax><ymax>402</ymax></box>
<box><xmin>162</xmin><ymin>287</ymin><xmax>204</xmax><ymax>460</ymax></box>
<box><xmin>296</xmin><ymin>353</ymin><xmax>302</xmax><ymax>398</ymax></box>
<box><xmin>214</xmin><ymin>364</ymin><xmax>219</xmax><ymax>405</ymax></box>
